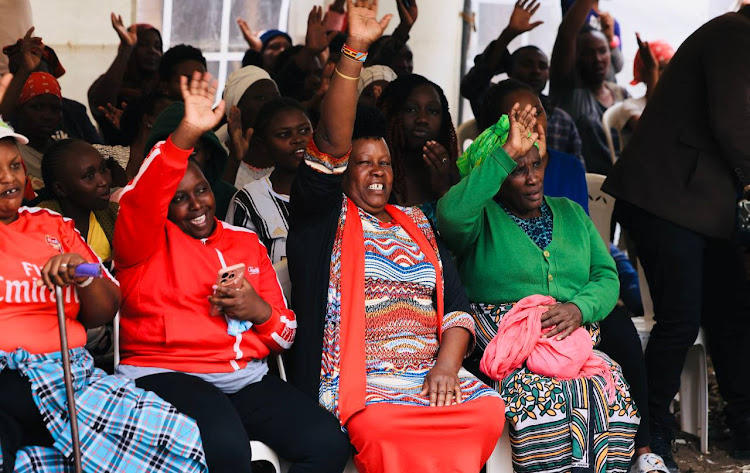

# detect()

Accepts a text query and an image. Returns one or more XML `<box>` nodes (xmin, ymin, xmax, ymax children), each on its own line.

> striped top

<box><xmin>226</xmin><ymin>175</ymin><xmax>290</xmax><ymax>263</ymax></box>
<box><xmin>358</xmin><ymin>208</ymin><xmax>496</xmax><ymax>407</ymax></box>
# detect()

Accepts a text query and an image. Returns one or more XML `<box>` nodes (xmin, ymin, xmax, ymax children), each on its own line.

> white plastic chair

<box><xmin>484</xmin><ymin>424</ymin><xmax>514</xmax><ymax>473</ymax></box>
<box><xmin>601</xmin><ymin>102</ymin><xmax>627</xmax><ymax>165</ymax></box>
<box><xmin>585</xmin><ymin>173</ymin><xmax>615</xmax><ymax>243</ymax></box>
<box><xmin>456</xmin><ymin>118</ymin><xmax>479</xmax><ymax>152</ymax></box>
<box><xmin>630</xmin><ymin>260</ymin><xmax>709</xmax><ymax>454</ymax></box>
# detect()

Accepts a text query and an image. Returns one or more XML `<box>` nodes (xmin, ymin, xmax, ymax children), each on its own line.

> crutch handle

<box><xmin>74</xmin><ymin>263</ymin><xmax>103</xmax><ymax>279</ymax></box>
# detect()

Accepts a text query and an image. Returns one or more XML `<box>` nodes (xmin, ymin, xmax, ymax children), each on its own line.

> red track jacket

<box><xmin>114</xmin><ymin>137</ymin><xmax>296</xmax><ymax>373</ymax></box>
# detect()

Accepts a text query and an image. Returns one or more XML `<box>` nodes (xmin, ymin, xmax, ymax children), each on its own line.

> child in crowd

<box><xmin>226</xmin><ymin>98</ymin><xmax>312</xmax><ymax>263</ymax></box>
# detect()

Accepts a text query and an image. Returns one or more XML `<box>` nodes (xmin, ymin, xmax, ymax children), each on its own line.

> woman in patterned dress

<box><xmin>436</xmin><ymin>105</ymin><xmax>641</xmax><ymax>473</ymax></box>
<box><xmin>286</xmin><ymin>2</ymin><xmax>504</xmax><ymax>472</ymax></box>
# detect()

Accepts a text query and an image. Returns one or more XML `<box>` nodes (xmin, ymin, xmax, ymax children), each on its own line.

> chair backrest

<box><xmin>456</xmin><ymin>119</ymin><xmax>479</xmax><ymax>152</ymax></box>
<box><xmin>272</xmin><ymin>259</ymin><xmax>292</xmax><ymax>303</ymax></box>
<box><xmin>585</xmin><ymin>173</ymin><xmax>614</xmax><ymax>243</ymax></box>
<box><xmin>601</xmin><ymin>102</ymin><xmax>626</xmax><ymax>165</ymax></box>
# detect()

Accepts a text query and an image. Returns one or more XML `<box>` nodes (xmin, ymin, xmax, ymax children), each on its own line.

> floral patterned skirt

<box><xmin>471</xmin><ymin>303</ymin><xmax>639</xmax><ymax>473</ymax></box>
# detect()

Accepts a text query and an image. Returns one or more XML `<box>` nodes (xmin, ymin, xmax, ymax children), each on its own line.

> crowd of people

<box><xmin>1</xmin><ymin>0</ymin><xmax>749</xmax><ymax>472</ymax></box>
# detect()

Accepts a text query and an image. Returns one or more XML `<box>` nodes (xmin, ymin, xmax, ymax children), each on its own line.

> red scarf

<box><xmin>338</xmin><ymin>198</ymin><xmax>444</xmax><ymax>425</ymax></box>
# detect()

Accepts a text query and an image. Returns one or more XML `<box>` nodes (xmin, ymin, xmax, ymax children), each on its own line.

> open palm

<box><xmin>504</xmin><ymin>103</ymin><xmax>539</xmax><ymax>159</ymax></box>
<box><xmin>346</xmin><ymin>0</ymin><xmax>393</xmax><ymax>46</ymax></box>
<box><xmin>111</xmin><ymin>13</ymin><xmax>137</xmax><ymax>47</ymax></box>
<box><xmin>180</xmin><ymin>72</ymin><xmax>225</xmax><ymax>134</ymax></box>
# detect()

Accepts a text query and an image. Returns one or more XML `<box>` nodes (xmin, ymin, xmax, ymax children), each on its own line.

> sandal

<box><xmin>630</xmin><ymin>453</ymin><xmax>673</xmax><ymax>473</ymax></box>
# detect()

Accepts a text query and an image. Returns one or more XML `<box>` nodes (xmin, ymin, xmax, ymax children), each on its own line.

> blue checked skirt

<box><xmin>0</xmin><ymin>347</ymin><xmax>207</xmax><ymax>473</ymax></box>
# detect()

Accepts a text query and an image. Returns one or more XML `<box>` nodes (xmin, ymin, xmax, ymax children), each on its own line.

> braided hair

<box><xmin>377</xmin><ymin>74</ymin><xmax>458</xmax><ymax>201</ymax></box>
<box><xmin>38</xmin><ymin>139</ymin><xmax>83</xmax><ymax>202</ymax></box>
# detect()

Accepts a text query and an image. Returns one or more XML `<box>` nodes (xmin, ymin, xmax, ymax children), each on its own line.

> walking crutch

<box><xmin>54</xmin><ymin>263</ymin><xmax>103</xmax><ymax>473</ymax></box>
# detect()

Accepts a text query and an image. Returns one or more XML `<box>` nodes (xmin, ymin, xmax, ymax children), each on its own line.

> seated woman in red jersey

<box><xmin>113</xmin><ymin>70</ymin><xmax>350</xmax><ymax>473</ymax></box>
<box><xmin>0</xmin><ymin>112</ymin><xmax>206</xmax><ymax>470</ymax></box>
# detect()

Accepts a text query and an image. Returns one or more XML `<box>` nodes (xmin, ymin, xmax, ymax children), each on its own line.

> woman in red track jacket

<box><xmin>113</xmin><ymin>71</ymin><xmax>350</xmax><ymax>473</ymax></box>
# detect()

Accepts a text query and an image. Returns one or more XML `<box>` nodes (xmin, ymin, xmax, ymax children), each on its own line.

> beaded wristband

<box><xmin>341</xmin><ymin>44</ymin><xmax>368</xmax><ymax>63</ymax></box>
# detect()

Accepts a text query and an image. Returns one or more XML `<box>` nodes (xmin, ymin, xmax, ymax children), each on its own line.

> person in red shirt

<box><xmin>113</xmin><ymin>70</ymin><xmax>349</xmax><ymax>473</ymax></box>
<box><xmin>0</xmin><ymin>78</ymin><xmax>206</xmax><ymax>472</ymax></box>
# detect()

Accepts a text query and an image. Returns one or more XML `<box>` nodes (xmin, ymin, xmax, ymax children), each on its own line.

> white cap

<box><xmin>0</xmin><ymin>118</ymin><xmax>29</xmax><ymax>145</ymax></box>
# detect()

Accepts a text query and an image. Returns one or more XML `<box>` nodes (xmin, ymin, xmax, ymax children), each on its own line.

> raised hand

<box><xmin>346</xmin><ymin>0</ymin><xmax>393</xmax><ymax>48</ymax></box>
<box><xmin>422</xmin><ymin>141</ymin><xmax>455</xmax><ymax>198</ymax></box>
<box><xmin>237</xmin><ymin>18</ymin><xmax>262</xmax><ymax>52</ymax></box>
<box><xmin>111</xmin><ymin>12</ymin><xmax>137</xmax><ymax>47</ymax></box>
<box><xmin>180</xmin><ymin>71</ymin><xmax>225</xmax><ymax>135</ymax></box>
<box><xmin>598</xmin><ymin>11</ymin><xmax>615</xmax><ymax>42</ymax></box>
<box><xmin>536</xmin><ymin>120</ymin><xmax>547</xmax><ymax>159</ymax></box>
<box><xmin>506</xmin><ymin>0</ymin><xmax>543</xmax><ymax>36</ymax></box>
<box><xmin>0</xmin><ymin>74</ymin><xmax>12</xmax><ymax>105</ymax></box>
<box><xmin>97</xmin><ymin>102</ymin><xmax>126</xmax><ymax>130</ymax></box>
<box><xmin>306</xmin><ymin>5</ymin><xmax>337</xmax><ymax>54</ymax></box>
<box><xmin>503</xmin><ymin>103</ymin><xmax>539</xmax><ymax>160</ymax></box>
<box><xmin>227</xmin><ymin>105</ymin><xmax>253</xmax><ymax>163</ymax></box>
<box><xmin>19</xmin><ymin>27</ymin><xmax>43</xmax><ymax>74</ymax></box>
<box><xmin>396</xmin><ymin>0</ymin><xmax>418</xmax><ymax>29</ymax></box>
<box><xmin>635</xmin><ymin>33</ymin><xmax>656</xmax><ymax>73</ymax></box>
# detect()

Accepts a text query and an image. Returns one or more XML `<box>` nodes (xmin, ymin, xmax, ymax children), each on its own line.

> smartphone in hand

<box><xmin>209</xmin><ymin>263</ymin><xmax>246</xmax><ymax>316</ymax></box>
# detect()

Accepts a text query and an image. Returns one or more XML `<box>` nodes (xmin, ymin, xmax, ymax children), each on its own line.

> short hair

<box><xmin>159</xmin><ymin>44</ymin><xmax>207</xmax><ymax>82</ymax></box>
<box><xmin>352</xmin><ymin>105</ymin><xmax>387</xmax><ymax>141</ymax></box>
<box><xmin>254</xmin><ymin>97</ymin><xmax>309</xmax><ymax>141</ymax></box>
<box><xmin>478</xmin><ymin>79</ymin><xmax>537</xmax><ymax>132</ymax></box>
<box><xmin>242</xmin><ymin>49</ymin><xmax>263</xmax><ymax>68</ymax></box>
<box><xmin>510</xmin><ymin>45</ymin><xmax>547</xmax><ymax>70</ymax></box>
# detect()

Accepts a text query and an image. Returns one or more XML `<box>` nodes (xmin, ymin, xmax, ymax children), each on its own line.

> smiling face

<box><xmin>259</xmin><ymin>108</ymin><xmax>312</xmax><ymax>172</ymax></box>
<box><xmin>496</xmin><ymin>146</ymin><xmax>545</xmax><ymax>219</ymax></box>
<box><xmin>343</xmin><ymin>138</ymin><xmax>393</xmax><ymax>221</ymax></box>
<box><xmin>168</xmin><ymin>160</ymin><xmax>216</xmax><ymax>239</ymax></box>
<box><xmin>52</xmin><ymin>141</ymin><xmax>112</xmax><ymax>213</ymax></box>
<box><xmin>16</xmin><ymin>94</ymin><xmax>62</xmax><ymax>142</ymax></box>
<box><xmin>238</xmin><ymin>79</ymin><xmax>281</xmax><ymax>131</ymax></box>
<box><xmin>400</xmin><ymin>83</ymin><xmax>442</xmax><ymax>152</ymax></box>
<box><xmin>0</xmin><ymin>139</ymin><xmax>25</xmax><ymax>225</ymax></box>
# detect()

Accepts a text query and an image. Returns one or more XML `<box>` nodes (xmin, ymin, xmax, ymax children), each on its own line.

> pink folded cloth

<box><xmin>480</xmin><ymin>294</ymin><xmax>615</xmax><ymax>404</ymax></box>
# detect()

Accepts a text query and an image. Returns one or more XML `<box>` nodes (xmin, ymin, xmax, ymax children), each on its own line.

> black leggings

<box><xmin>598</xmin><ymin>308</ymin><xmax>651</xmax><ymax>449</ymax></box>
<box><xmin>0</xmin><ymin>370</ymin><xmax>54</xmax><ymax>473</ymax></box>
<box><xmin>135</xmin><ymin>372</ymin><xmax>350</xmax><ymax>473</ymax></box>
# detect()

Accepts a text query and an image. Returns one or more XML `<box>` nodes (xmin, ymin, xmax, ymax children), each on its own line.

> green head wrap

<box><xmin>456</xmin><ymin>114</ymin><xmax>539</xmax><ymax>179</ymax></box>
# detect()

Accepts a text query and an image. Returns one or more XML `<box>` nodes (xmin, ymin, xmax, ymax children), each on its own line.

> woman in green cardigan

<box><xmin>436</xmin><ymin>104</ymin><xmax>641</xmax><ymax>473</ymax></box>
